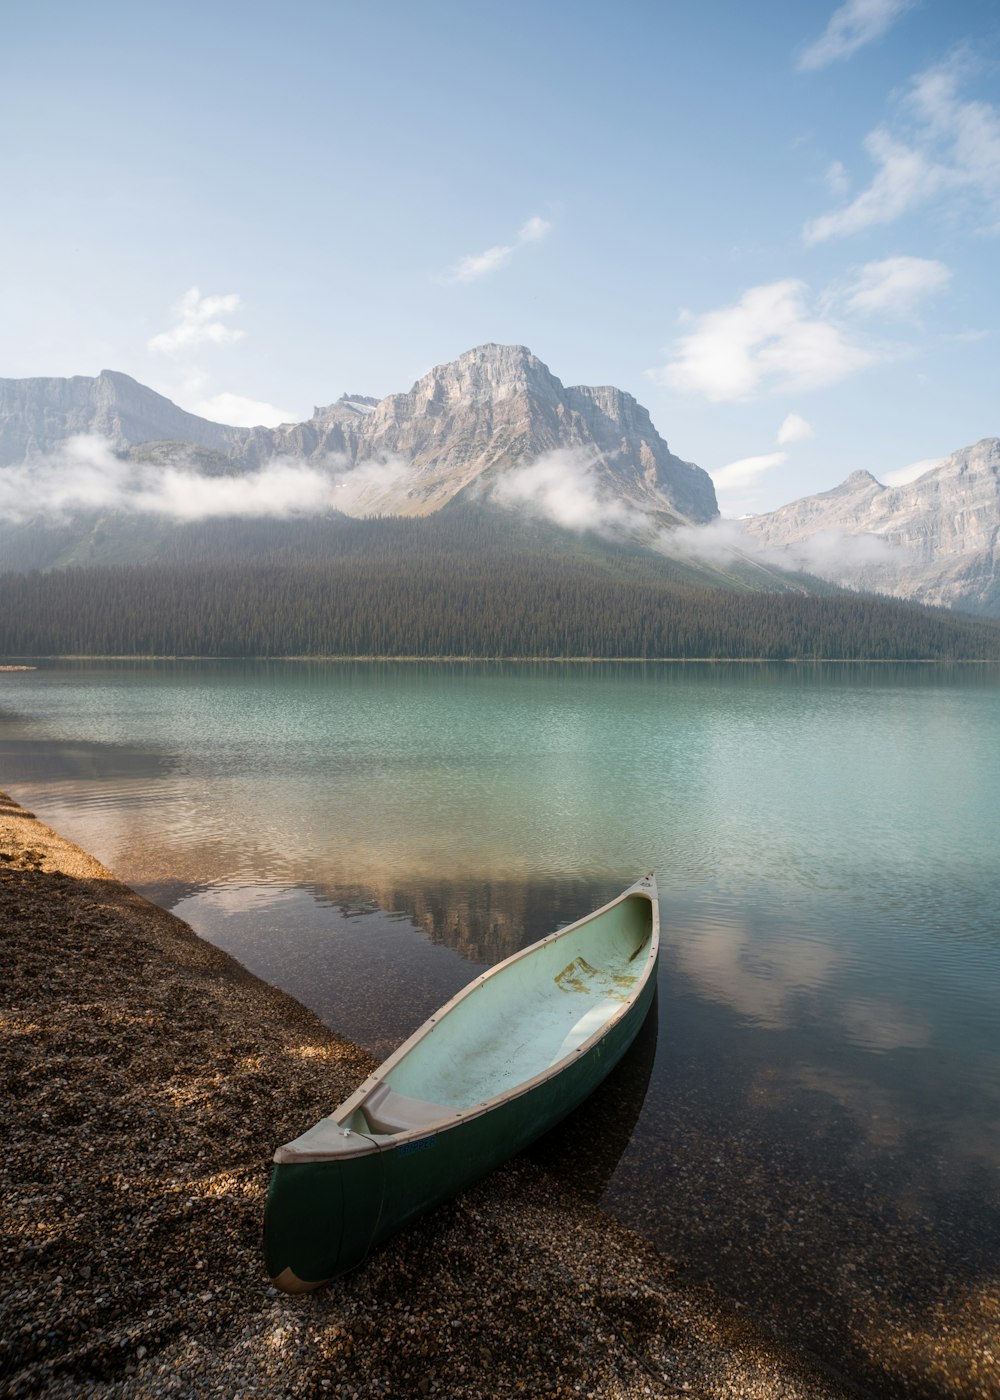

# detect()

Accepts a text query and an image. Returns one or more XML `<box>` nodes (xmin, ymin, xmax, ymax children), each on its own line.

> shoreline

<box><xmin>3</xmin><ymin>654</ymin><xmax>999</xmax><ymax>665</ymax></box>
<box><xmin>0</xmin><ymin>790</ymin><xmax>861</xmax><ymax>1399</ymax></box>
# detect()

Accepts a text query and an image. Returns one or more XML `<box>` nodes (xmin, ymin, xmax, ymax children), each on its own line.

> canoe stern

<box><xmin>265</xmin><ymin>1144</ymin><xmax>385</xmax><ymax>1289</ymax></box>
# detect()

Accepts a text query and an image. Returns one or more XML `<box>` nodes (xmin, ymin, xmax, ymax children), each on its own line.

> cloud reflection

<box><xmin>674</xmin><ymin>915</ymin><xmax>842</xmax><ymax>1030</ymax></box>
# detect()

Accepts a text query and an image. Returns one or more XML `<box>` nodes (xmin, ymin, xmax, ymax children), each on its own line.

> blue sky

<box><xmin>3</xmin><ymin>0</ymin><xmax>998</xmax><ymax>514</ymax></box>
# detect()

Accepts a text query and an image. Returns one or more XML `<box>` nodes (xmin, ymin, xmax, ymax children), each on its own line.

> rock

<box><xmin>742</xmin><ymin>438</ymin><xmax>1000</xmax><ymax>615</ymax></box>
<box><xmin>0</xmin><ymin>370</ymin><xmax>245</xmax><ymax>463</ymax></box>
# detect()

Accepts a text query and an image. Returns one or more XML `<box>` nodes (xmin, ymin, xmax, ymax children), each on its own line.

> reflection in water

<box><xmin>3</xmin><ymin>660</ymin><xmax>1000</xmax><ymax>1397</ymax></box>
<box><xmin>308</xmin><ymin>877</ymin><xmax>627</xmax><ymax>966</ymax></box>
<box><xmin>603</xmin><ymin>984</ymin><xmax>1000</xmax><ymax>1398</ymax></box>
<box><xmin>0</xmin><ymin>735</ymin><xmax>179</xmax><ymax>786</ymax></box>
<box><xmin>528</xmin><ymin>990</ymin><xmax>659</xmax><ymax>1203</ymax></box>
<box><xmin>169</xmin><ymin>876</ymin><xmax>628</xmax><ymax>1059</ymax></box>
<box><xmin>673</xmin><ymin>910</ymin><xmax>844</xmax><ymax>1031</ymax></box>
<box><xmin>838</xmin><ymin>997</ymin><xmax>933</xmax><ymax>1053</ymax></box>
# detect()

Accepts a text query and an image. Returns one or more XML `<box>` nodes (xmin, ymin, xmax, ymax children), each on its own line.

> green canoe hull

<box><xmin>264</xmin><ymin>965</ymin><xmax>656</xmax><ymax>1289</ymax></box>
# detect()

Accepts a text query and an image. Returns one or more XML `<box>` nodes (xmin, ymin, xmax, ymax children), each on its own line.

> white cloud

<box><xmin>882</xmin><ymin>455</ymin><xmax>944</xmax><ymax>486</ymax></box>
<box><xmin>777</xmin><ymin>412</ymin><xmax>815</xmax><ymax>445</ymax></box>
<box><xmin>490</xmin><ymin>449</ymin><xmax>643</xmax><ymax>533</ymax></box>
<box><xmin>843</xmin><ymin>255</ymin><xmax>952</xmax><ymax>316</ymax></box>
<box><xmin>517</xmin><ymin>216</ymin><xmax>551</xmax><ymax>244</ymax></box>
<box><xmin>660</xmin><ymin>517</ymin><xmax>756</xmax><ymax>564</ymax></box>
<box><xmin>805</xmin><ymin>129</ymin><xmax>948</xmax><ymax>243</ymax></box>
<box><xmin>825</xmin><ymin>159</ymin><xmax>850</xmax><ymax>196</ymax></box>
<box><xmin>150</xmin><ymin>369</ymin><xmax>296</xmax><ymax>431</ymax></box>
<box><xmin>446</xmin><ymin>215</ymin><xmax>552</xmax><ymax>283</ymax></box>
<box><xmin>760</xmin><ymin>528</ymin><xmax>905</xmax><ymax>575</ymax></box>
<box><xmin>148</xmin><ymin>287</ymin><xmax>245</xmax><ymax>355</ymax></box>
<box><xmin>798</xmin><ymin>0</ymin><xmax>913</xmax><ymax>71</ymax></box>
<box><xmin>657</xmin><ymin>516</ymin><xmax>909</xmax><ymax>578</ymax></box>
<box><xmin>805</xmin><ymin>57</ymin><xmax>1000</xmax><ymax>242</ymax></box>
<box><xmin>651</xmin><ymin>279</ymin><xmax>874</xmax><ymax>402</ymax></box>
<box><xmin>0</xmin><ymin>435</ymin><xmax>415</xmax><ymax>524</ymax></box>
<box><xmin>188</xmin><ymin>391</ymin><xmax>295</xmax><ymax>428</ymax></box>
<box><xmin>713</xmin><ymin>451</ymin><xmax>788</xmax><ymax>493</ymax></box>
<box><xmin>331</xmin><ymin>456</ymin><xmax>411</xmax><ymax>515</ymax></box>
<box><xmin>451</xmin><ymin>244</ymin><xmax>515</xmax><ymax>282</ymax></box>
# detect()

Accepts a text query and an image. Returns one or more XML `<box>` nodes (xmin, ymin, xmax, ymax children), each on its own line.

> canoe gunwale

<box><xmin>274</xmin><ymin>874</ymin><xmax>659</xmax><ymax>1164</ymax></box>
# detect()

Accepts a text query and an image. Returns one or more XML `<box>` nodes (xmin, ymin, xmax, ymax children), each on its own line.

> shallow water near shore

<box><xmin>3</xmin><ymin>658</ymin><xmax>999</xmax><ymax>1393</ymax></box>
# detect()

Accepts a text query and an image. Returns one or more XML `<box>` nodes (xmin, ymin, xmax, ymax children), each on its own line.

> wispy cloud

<box><xmin>666</xmin><ymin>512</ymin><xmax>910</xmax><ymax>578</ymax></box>
<box><xmin>825</xmin><ymin>159</ymin><xmax>850</xmax><ymax>196</ymax></box>
<box><xmin>446</xmin><ymin>215</ymin><xmax>552</xmax><ymax>283</ymax></box>
<box><xmin>656</xmin><ymin>517</ymin><xmax>907</xmax><ymax>577</ymax></box>
<box><xmin>713</xmin><ymin>451</ymin><xmax>788</xmax><ymax>494</ymax></box>
<box><xmin>804</xmin><ymin>56</ymin><xmax>1000</xmax><ymax>242</ymax></box>
<box><xmin>0</xmin><ymin>435</ymin><xmax>413</xmax><ymax>524</ymax></box>
<box><xmin>187</xmin><ymin>390</ymin><xmax>295</xmax><ymax>428</ymax></box>
<box><xmin>661</xmin><ymin>517</ymin><xmax>758</xmax><ymax>564</ymax></box>
<box><xmin>805</xmin><ymin>129</ymin><xmax>948</xmax><ymax>243</ymax></box>
<box><xmin>490</xmin><ymin>448</ymin><xmax>644</xmax><ymax>532</ymax></box>
<box><xmin>148</xmin><ymin>287</ymin><xmax>245</xmax><ymax>355</ymax></box>
<box><xmin>797</xmin><ymin>0</ymin><xmax>913</xmax><ymax>72</ymax></box>
<box><xmin>777</xmin><ymin>412</ymin><xmax>815</xmax><ymax>445</ymax></box>
<box><xmin>755</xmin><ymin>527</ymin><xmax>905</xmax><ymax>575</ymax></box>
<box><xmin>842</xmin><ymin>255</ymin><xmax>952</xmax><ymax>316</ymax></box>
<box><xmin>650</xmin><ymin>279</ymin><xmax>874</xmax><ymax>402</ymax></box>
<box><xmin>882</xmin><ymin>455</ymin><xmax>945</xmax><ymax>486</ymax></box>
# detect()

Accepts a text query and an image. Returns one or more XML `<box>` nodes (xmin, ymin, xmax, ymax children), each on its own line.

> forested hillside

<box><xmin>2</xmin><ymin>552</ymin><xmax>998</xmax><ymax>660</ymax></box>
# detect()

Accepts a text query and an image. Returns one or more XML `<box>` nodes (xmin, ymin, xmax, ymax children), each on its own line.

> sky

<box><xmin>2</xmin><ymin>0</ymin><xmax>998</xmax><ymax>516</ymax></box>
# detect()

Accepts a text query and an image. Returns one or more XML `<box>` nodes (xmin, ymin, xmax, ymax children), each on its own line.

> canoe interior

<box><xmin>355</xmin><ymin>891</ymin><xmax>654</xmax><ymax>1121</ymax></box>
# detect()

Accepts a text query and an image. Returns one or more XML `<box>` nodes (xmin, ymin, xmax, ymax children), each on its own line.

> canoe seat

<box><xmin>361</xmin><ymin>1083</ymin><xmax>451</xmax><ymax>1135</ymax></box>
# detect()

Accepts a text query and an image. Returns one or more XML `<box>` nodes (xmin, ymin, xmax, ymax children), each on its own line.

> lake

<box><xmin>2</xmin><ymin>659</ymin><xmax>999</xmax><ymax>1396</ymax></box>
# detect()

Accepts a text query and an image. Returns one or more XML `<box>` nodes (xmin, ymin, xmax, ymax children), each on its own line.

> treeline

<box><xmin>1</xmin><ymin>556</ymin><xmax>999</xmax><ymax>660</ymax></box>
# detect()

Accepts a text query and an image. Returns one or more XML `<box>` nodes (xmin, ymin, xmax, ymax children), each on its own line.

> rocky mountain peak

<box><xmin>743</xmin><ymin>436</ymin><xmax>1000</xmax><ymax>615</ymax></box>
<box><xmin>938</xmin><ymin>437</ymin><xmax>1000</xmax><ymax>479</ymax></box>
<box><xmin>311</xmin><ymin>394</ymin><xmax>379</xmax><ymax>425</ymax></box>
<box><xmin>404</xmin><ymin>343</ymin><xmax>561</xmax><ymax>407</ymax></box>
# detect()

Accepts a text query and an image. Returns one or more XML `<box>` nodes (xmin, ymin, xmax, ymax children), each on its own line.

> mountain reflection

<box><xmin>528</xmin><ymin>990</ymin><xmax>659</xmax><ymax>1203</ymax></box>
<box><xmin>308</xmin><ymin>874</ymin><xmax>626</xmax><ymax>965</ymax></box>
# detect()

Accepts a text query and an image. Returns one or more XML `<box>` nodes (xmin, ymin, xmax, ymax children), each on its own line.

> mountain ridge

<box><xmin>3</xmin><ymin>348</ymin><xmax>999</xmax><ymax>617</ymax></box>
<box><xmin>0</xmin><ymin>369</ymin><xmax>246</xmax><ymax>463</ymax></box>
<box><xmin>743</xmin><ymin>437</ymin><xmax>1000</xmax><ymax>615</ymax></box>
<box><xmin>0</xmin><ymin>344</ymin><xmax>718</xmax><ymax>526</ymax></box>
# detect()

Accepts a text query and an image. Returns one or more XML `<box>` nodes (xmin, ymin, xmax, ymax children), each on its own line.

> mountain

<box><xmin>742</xmin><ymin>439</ymin><xmax>1000</xmax><ymax>616</ymax></box>
<box><xmin>242</xmin><ymin>344</ymin><xmax>717</xmax><ymax>523</ymax></box>
<box><xmin>0</xmin><ymin>345</ymin><xmax>718</xmax><ymax>530</ymax></box>
<box><xmin>0</xmin><ymin>370</ymin><xmax>245</xmax><ymax>463</ymax></box>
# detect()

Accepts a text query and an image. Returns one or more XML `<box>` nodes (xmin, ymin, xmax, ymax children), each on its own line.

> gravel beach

<box><xmin>0</xmin><ymin>788</ymin><xmax>863</xmax><ymax>1399</ymax></box>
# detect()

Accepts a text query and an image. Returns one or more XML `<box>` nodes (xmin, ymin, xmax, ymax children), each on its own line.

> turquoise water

<box><xmin>3</xmin><ymin>660</ymin><xmax>999</xmax><ymax>1388</ymax></box>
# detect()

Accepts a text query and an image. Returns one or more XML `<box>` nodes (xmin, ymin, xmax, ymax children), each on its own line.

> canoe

<box><xmin>265</xmin><ymin>874</ymin><xmax>659</xmax><ymax>1292</ymax></box>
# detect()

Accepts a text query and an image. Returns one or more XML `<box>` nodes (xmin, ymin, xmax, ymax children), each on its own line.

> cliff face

<box><xmin>0</xmin><ymin>346</ymin><xmax>718</xmax><ymax>527</ymax></box>
<box><xmin>742</xmin><ymin>439</ymin><xmax>1000</xmax><ymax>614</ymax></box>
<box><xmin>0</xmin><ymin>370</ymin><xmax>245</xmax><ymax>464</ymax></box>
<box><xmin>238</xmin><ymin>344</ymin><xmax>716</xmax><ymax>523</ymax></box>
